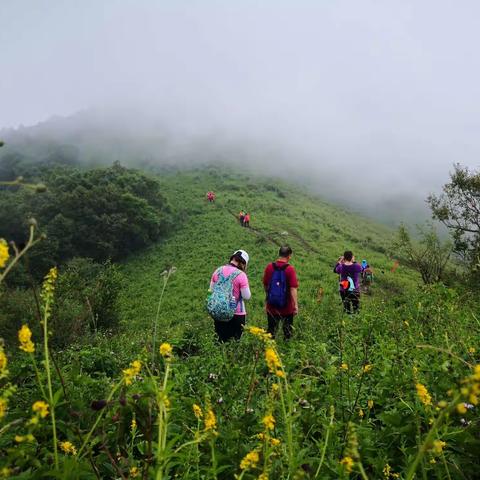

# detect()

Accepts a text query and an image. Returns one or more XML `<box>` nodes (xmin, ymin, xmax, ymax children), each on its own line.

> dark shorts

<box><xmin>214</xmin><ymin>315</ymin><xmax>246</xmax><ymax>342</ymax></box>
<box><xmin>340</xmin><ymin>290</ymin><xmax>360</xmax><ymax>313</ymax></box>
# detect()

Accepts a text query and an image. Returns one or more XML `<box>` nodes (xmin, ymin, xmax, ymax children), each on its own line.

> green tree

<box><xmin>428</xmin><ymin>164</ymin><xmax>480</xmax><ymax>271</ymax></box>
<box><xmin>393</xmin><ymin>224</ymin><xmax>452</xmax><ymax>284</ymax></box>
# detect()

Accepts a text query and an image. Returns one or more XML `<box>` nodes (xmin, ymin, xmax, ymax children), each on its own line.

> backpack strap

<box><xmin>273</xmin><ymin>262</ymin><xmax>289</xmax><ymax>271</ymax></box>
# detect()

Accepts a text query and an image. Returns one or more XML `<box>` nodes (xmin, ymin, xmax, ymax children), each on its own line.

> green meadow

<box><xmin>1</xmin><ymin>168</ymin><xmax>479</xmax><ymax>479</ymax></box>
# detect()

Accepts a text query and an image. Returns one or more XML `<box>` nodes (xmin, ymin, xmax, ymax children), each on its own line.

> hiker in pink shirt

<box><xmin>210</xmin><ymin>250</ymin><xmax>251</xmax><ymax>341</ymax></box>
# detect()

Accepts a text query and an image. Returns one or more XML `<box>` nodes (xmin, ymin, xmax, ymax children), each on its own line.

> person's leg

<box><xmin>267</xmin><ymin>313</ymin><xmax>280</xmax><ymax>339</ymax></box>
<box><xmin>214</xmin><ymin>320</ymin><xmax>229</xmax><ymax>342</ymax></box>
<box><xmin>340</xmin><ymin>291</ymin><xmax>350</xmax><ymax>313</ymax></box>
<box><xmin>283</xmin><ymin>315</ymin><xmax>294</xmax><ymax>340</ymax></box>
<box><xmin>232</xmin><ymin>315</ymin><xmax>246</xmax><ymax>340</ymax></box>
<box><xmin>351</xmin><ymin>291</ymin><xmax>360</xmax><ymax>313</ymax></box>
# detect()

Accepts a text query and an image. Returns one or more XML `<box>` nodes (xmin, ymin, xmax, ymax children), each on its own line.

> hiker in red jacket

<box><xmin>243</xmin><ymin>212</ymin><xmax>250</xmax><ymax>227</ymax></box>
<box><xmin>263</xmin><ymin>245</ymin><xmax>298</xmax><ymax>339</ymax></box>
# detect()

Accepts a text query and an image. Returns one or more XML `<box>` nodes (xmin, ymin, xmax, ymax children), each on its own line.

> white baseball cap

<box><xmin>232</xmin><ymin>249</ymin><xmax>249</xmax><ymax>265</ymax></box>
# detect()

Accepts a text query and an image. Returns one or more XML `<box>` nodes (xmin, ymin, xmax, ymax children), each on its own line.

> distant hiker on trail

<box><xmin>239</xmin><ymin>210</ymin><xmax>245</xmax><ymax>226</ymax></box>
<box><xmin>207</xmin><ymin>250</ymin><xmax>251</xmax><ymax>342</ymax></box>
<box><xmin>206</xmin><ymin>191</ymin><xmax>216</xmax><ymax>202</ymax></box>
<box><xmin>361</xmin><ymin>259</ymin><xmax>374</xmax><ymax>292</ymax></box>
<box><xmin>244</xmin><ymin>212</ymin><xmax>250</xmax><ymax>227</ymax></box>
<box><xmin>334</xmin><ymin>251</ymin><xmax>362</xmax><ymax>314</ymax></box>
<box><xmin>263</xmin><ymin>245</ymin><xmax>299</xmax><ymax>340</ymax></box>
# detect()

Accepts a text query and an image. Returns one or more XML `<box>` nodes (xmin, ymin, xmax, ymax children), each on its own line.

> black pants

<box><xmin>267</xmin><ymin>313</ymin><xmax>294</xmax><ymax>340</ymax></box>
<box><xmin>244</xmin><ymin>220</ymin><xmax>249</xmax><ymax>227</ymax></box>
<box><xmin>214</xmin><ymin>315</ymin><xmax>246</xmax><ymax>342</ymax></box>
<box><xmin>340</xmin><ymin>290</ymin><xmax>360</xmax><ymax>314</ymax></box>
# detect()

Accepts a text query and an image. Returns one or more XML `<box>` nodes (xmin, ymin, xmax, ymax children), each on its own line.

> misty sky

<box><xmin>1</xmin><ymin>0</ymin><xmax>480</xmax><ymax>216</ymax></box>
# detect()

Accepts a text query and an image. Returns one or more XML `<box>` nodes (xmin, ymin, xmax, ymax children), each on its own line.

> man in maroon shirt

<box><xmin>263</xmin><ymin>245</ymin><xmax>299</xmax><ymax>339</ymax></box>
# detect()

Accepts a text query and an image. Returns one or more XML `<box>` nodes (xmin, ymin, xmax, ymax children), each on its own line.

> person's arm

<box><xmin>240</xmin><ymin>286</ymin><xmax>251</xmax><ymax>300</ymax></box>
<box><xmin>290</xmin><ymin>287</ymin><xmax>298</xmax><ymax>314</ymax></box>
<box><xmin>239</xmin><ymin>273</ymin><xmax>251</xmax><ymax>301</ymax></box>
<box><xmin>263</xmin><ymin>265</ymin><xmax>271</xmax><ymax>293</ymax></box>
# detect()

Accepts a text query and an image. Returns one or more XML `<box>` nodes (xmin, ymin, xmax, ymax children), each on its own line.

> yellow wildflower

<box><xmin>468</xmin><ymin>347</ymin><xmax>476</xmax><ymax>354</ymax></box>
<box><xmin>240</xmin><ymin>450</ymin><xmax>259</xmax><ymax>470</ymax></box>
<box><xmin>275</xmin><ymin>369</ymin><xmax>285</xmax><ymax>378</ymax></box>
<box><xmin>437</xmin><ymin>400</ymin><xmax>448</xmax><ymax>409</ymax></box>
<box><xmin>456</xmin><ymin>403</ymin><xmax>467</xmax><ymax>414</ymax></box>
<box><xmin>340</xmin><ymin>362</ymin><xmax>349</xmax><ymax>371</ymax></box>
<box><xmin>469</xmin><ymin>393</ymin><xmax>478</xmax><ymax>405</ymax></box>
<box><xmin>32</xmin><ymin>400</ymin><xmax>49</xmax><ymax>418</ymax></box>
<box><xmin>416</xmin><ymin>383</ymin><xmax>432</xmax><ymax>406</ymax></box>
<box><xmin>41</xmin><ymin>267</ymin><xmax>58</xmax><ymax>296</ymax></box>
<box><xmin>258</xmin><ymin>473</ymin><xmax>268</xmax><ymax>480</ymax></box>
<box><xmin>0</xmin><ymin>467</ymin><xmax>12</xmax><ymax>478</ymax></box>
<box><xmin>0</xmin><ymin>346</ymin><xmax>7</xmax><ymax>375</ymax></box>
<box><xmin>383</xmin><ymin>463</ymin><xmax>400</xmax><ymax>478</ymax></box>
<box><xmin>0</xmin><ymin>239</ymin><xmax>9</xmax><ymax>269</ymax></box>
<box><xmin>262</xmin><ymin>414</ymin><xmax>275</xmax><ymax>431</ymax></box>
<box><xmin>270</xmin><ymin>438</ymin><xmax>281</xmax><ymax>446</ymax></box>
<box><xmin>131</xmin><ymin>419</ymin><xmax>137</xmax><ymax>432</ymax></box>
<box><xmin>340</xmin><ymin>456</ymin><xmax>354</xmax><ymax>473</ymax></box>
<box><xmin>204</xmin><ymin>408</ymin><xmax>216</xmax><ymax>431</ymax></box>
<box><xmin>256</xmin><ymin>432</ymin><xmax>265</xmax><ymax>441</ymax></box>
<box><xmin>358</xmin><ymin>408</ymin><xmax>364</xmax><ymax>418</ymax></box>
<box><xmin>123</xmin><ymin>360</ymin><xmax>142</xmax><ymax>386</ymax></box>
<box><xmin>265</xmin><ymin>348</ymin><xmax>281</xmax><ymax>374</ymax></box>
<box><xmin>18</xmin><ymin>325</ymin><xmax>35</xmax><ymax>353</ymax></box>
<box><xmin>28</xmin><ymin>416</ymin><xmax>39</xmax><ymax>426</ymax></box>
<box><xmin>432</xmin><ymin>440</ymin><xmax>446</xmax><ymax>455</ymax></box>
<box><xmin>271</xmin><ymin>383</ymin><xmax>280</xmax><ymax>394</ymax></box>
<box><xmin>193</xmin><ymin>404</ymin><xmax>203</xmax><ymax>419</ymax></box>
<box><xmin>247</xmin><ymin>326</ymin><xmax>271</xmax><ymax>341</ymax></box>
<box><xmin>367</xmin><ymin>399</ymin><xmax>374</xmax><ymax>409</ymax></box>
<box><xmin>159</xmin><ymin>342</ymin><xmax>173</xmax><ymax>359</ymax></box>
<box><xmin>473</xmin><ymin>365</ymin><xmax>480</xmax><ymax>381</ymax></box>
<box><xmin>430</xmin><ymin>458</ymin><xmax>436</xmax><ymax>464</ymax></box>
<box><xmin>130</xmin><ymin>466</ymin><xmax>139</xmax><ymax>478</ymax></box>
<box><xmin>0</xmin><ymin>398</ymin><xmax>7</xmax><ymax>419</ymax></box>
<box><xmin>15</xmin><ymin>434</ymin><xmax>34</xmax><ymax>443</ymax></box>
<box><xmin>59</xmin><ymin>440</ymin><xmax>77</xmax><ymax>455</ymax></box>
<box><xmin>363</xmin><ymin>364</ymin><xmax>373</xmax><ymax>373</ymax></box>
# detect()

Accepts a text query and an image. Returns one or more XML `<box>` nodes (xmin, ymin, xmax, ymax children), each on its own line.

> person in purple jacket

<box><xmin>334</xmin><ymin>250</ymin><xmax>362</xmax><ymax>314</ymax></box>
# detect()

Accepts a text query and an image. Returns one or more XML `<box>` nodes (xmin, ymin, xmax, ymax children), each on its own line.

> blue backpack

<box><xmin>267</xmin><ymin>263</ymin><xmax>289</xmax><ymax>308</ymax></box>
<box><xmin>207</xmin><ymin>268</ymin><xmax>242</xmax><ymax>322</ymax></box>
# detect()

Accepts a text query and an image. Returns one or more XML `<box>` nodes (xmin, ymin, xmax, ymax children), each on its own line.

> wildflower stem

<box><xmin>42</xmin><ymin>293</ymin><xmax>59</xmax><ymax>469</ymax></box>
<box><xmin>279</xmin><ymin>374</ymin><xmax>294</xmax><ymax>473</ymax></box>
<box><xmin>314</xmin><ymin>406</ymin><xmax>335</xmax><ymax>478</ymax></box>
<box><xmin>30</xmin><ymin>354</ymin><xmax>48</xmax><ymax>400</ymax></box>
<box><xmin>405</xmin><ymin>394</ymin><xmax>460</xmax><ymax>480</ymax></box>
<box><xmin>210</xmin><ymin>437</ymin><xmax>218</xmax><ymax>480</ymax></box>
<box><xmin>151</xmin><ymin>272</ymin><xmax>170</xmax><ymax>367</ymax></box>
<box><xmin>357</xmin><ymin>461</ymin><xmax>370</xmax><ymax>480</ymax></box>
<box><xmin>156</xmin><ymin>362</ymin><xmax>171</xmax><ymax>480</ymax></box>
<box><xmin>77</xmin><ymin>380</ymin><xmax>122</xmax><ymax>458</ymax></box>
<box><xmin>0</xmin><ymin>225</ymin><xmax>41</xmax><ymax>284</ymax></box>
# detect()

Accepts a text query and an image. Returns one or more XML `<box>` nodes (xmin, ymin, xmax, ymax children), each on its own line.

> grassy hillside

<box><xmin>2</xmin><ymin>168</ymin><xmax>479</xmax><ymax>479</ymax></box>
<box><xmin>118</xmin><ymin>167</ymin><xmax>412</xmax><ymax>337</ymax></box>
<box><xmin>110</xmin><ymin>169</ymin><xmax>478</xmax><ymax>479</ymax></box>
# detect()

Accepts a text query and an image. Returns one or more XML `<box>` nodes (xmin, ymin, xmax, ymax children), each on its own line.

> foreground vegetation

<box><xmin>1</xmin><ymin>166</ymin><xmax>479</xmax><ymax>479</ymax></box>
